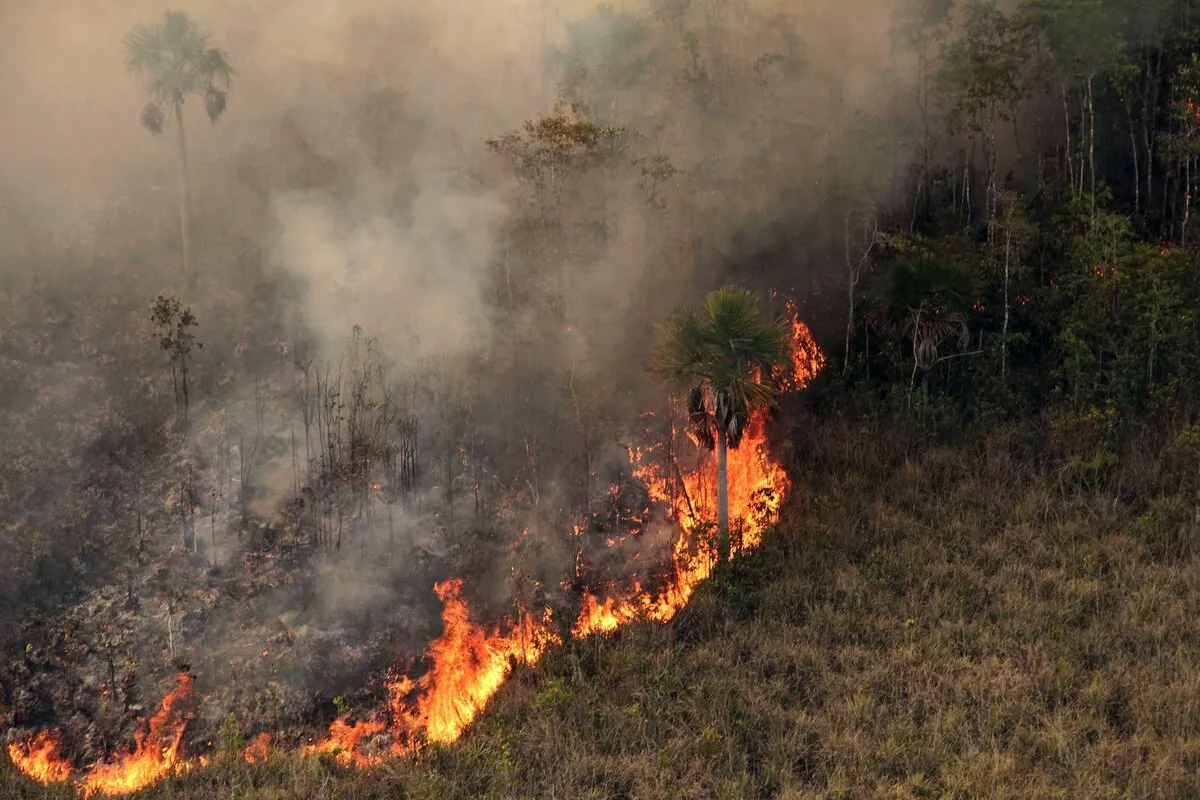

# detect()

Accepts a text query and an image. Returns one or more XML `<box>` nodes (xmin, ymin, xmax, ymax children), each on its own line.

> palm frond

<box><xmin>652</xmin><ymin>308</ymin><xmax>708</xmax><ymax>384</ymax></box>
<box><xmin>687</xmin><ymin>386</ymin><xmax>716</xmax><ymax>451</ymax></box>
<box><xmin>201</xmin><ymin>48</ymin><xmax>234</xmax><ymax>86</ymax></box>
<box><xmin>653</xmin><ymin>286</ymin><xmax>792</xmax><ymax>451</ymax></box>
<box><xmin>204</xmin><ymin>87</ymin><xmax>227</xmax><ymax>122</ymax></box>
<box><xmin>913</xmin><ymin>309</ymin><xmax>969</xmax><ymax>371</ymax></box>
<box><xmin>876</xmin><ymin>254</ymin><xmax>980</xmax><ymax>316</ymax></box>
<box><xmin>140</xmin><ymin>103</ymin><xmax>165</xmax><ymax>135</ymax></box>
<box><xmin>123</xmin><ymin>23</ymin><xmax>167</xmax><ymax>73</ymax></box>
<box><xmin>124</xmin><ymin>10</ymin><xmax>232</xmax><ymax>121</ymax></box>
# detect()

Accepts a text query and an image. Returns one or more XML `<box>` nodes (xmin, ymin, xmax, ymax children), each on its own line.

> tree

<box><xmin>1019</xmin><ymin>0</ymin><xmax>1123</xmax><ymax>228</ymax></box>
<box><xmin>937</xmin><ymin>0</ymin><xmax>1028</xmax><ymax>226</ymax></box>
<box><xmin>864</xmin><ymin>253</ymin><xmax>980</xmax><ymax>398</ymax></box>
<box><xmin>151</xmin><ymin>294</ymin><xmax>200</xmax><ymax>424</ymax></box>
<box><xmin>652</xmin><ymin>287</ymin><xmax>790</xmax><ymax>565</ymax></box>
<box><xmin>125</xmin><ymin>11</ymin><xmax>232</xmax><ymax>289</ymax></box>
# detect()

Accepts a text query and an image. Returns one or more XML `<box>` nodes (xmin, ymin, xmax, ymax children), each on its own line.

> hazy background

<box><xmin>0</xmin><ymin>0</ymin><xmax>920</xmax><ymax>749</ymax></box>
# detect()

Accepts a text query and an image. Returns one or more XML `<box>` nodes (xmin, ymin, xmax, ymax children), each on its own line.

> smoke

<box><xmin>1</xmin><ymin>0</ymin><xmax>922</xmax><ymax>747</ymax></box>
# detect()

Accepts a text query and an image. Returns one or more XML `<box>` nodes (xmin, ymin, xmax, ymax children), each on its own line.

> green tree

<box><xmin>652</xmin><ymin>287</ymin><xmax>790</xmax><ymax>564</ymax></box>
<box><xmin>937</xmin><ymin>0</ymin><xmax>1028</xmax><ymax>225</ymax></box>
<box><xmin>865</xmin><ymin>253</ymin><xmax>980</xmax><ymax>397</ymax></box>
<box><xmin>1019</xmin><ymin>0</ymin><xmax>1123</xmax><ymax>226</ymax></box>
<box><xmin>125</xmin><ymin>11</ymin><xmax>232</xmax><ymax>288</ymax></box>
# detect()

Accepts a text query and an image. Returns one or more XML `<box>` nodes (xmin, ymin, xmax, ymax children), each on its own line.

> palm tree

<box><xmin>125</xmin><ymin>11</ymin><xmax>232</xmax><ymax>289</ymax></box>
<box><xmin>653</xmin><ymin>286</ymin><xmax>790</xmax><ymax>564</ymax></box>
<box><xmin>864</xmin><ymin>254</ymin><xmax>979</xmax><ymax>392</ymax></box>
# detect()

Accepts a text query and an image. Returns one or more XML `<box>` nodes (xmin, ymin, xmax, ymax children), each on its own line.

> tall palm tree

<box><xmin>125</xmin><ymin>11</ymin><xmax>232</xmax><ymax>289</ymax></box>
<box><xmin>653</xmin><ymin>286</ymin><xmax>790</xmax><ymax>564</ymax></box>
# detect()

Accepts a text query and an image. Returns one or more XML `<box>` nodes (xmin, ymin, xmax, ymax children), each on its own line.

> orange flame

<box><xmin>8</xmin><ymin>299</ymin><xmax>824</xmax><ymax>792</ymax></box>
<box><xmin>304</xmin><ymin>579</ymin><xmax>561</xmax><ymax>760</ymax></box>
<box><xmin>398</xmin><ymin>579</ymin><xmax>559</xmax><ymax>745</ymax></box>
<box><xmin>575</xmin><ymin>303</ymin><xmax>822</xmax><ymax>637</ymax></box>
<box><xmin>776</xmin><ymin>299</ymin><xmax>827</xmax><ymax>392</ymax></box>
<box><xmin>242</xmin><ymin>733</ymin><xmax>271</xmax><ymax>764</ymax></box>
<box><xmin>7</xmin><ymin>730</ymin><xmax>72</xmax><ymax>783</ymax></box>
<box><xmin>82</xmin><ymin>674</ymin><xmax>196</xmax><ymax>797</ymax></box>
<box><xmin>302</xmin><ymin>718</ymin><xmax>386</xmax><ymax>767</ymax></box>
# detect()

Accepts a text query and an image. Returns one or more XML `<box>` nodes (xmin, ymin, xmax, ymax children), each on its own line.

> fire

<box><xmin>302</xmin><ymin>718</ymin><xmax>386</xmax><ymax>767</ymax></box>
<box><xmin>7</xmin><ymin>298</ymin><xmax>824</xmax><ymax>793</ymax></box>
<box><xmin>7</xmin><ymin>730</ymin><xmax>72</xmax><ymax>783</ymax></box>
<box><xmin>82</xmin><ymin>674</ymin><xmax>196</xmax><ymax>797</ymax></box>
<box><xmin>776</xmin><ymin>299</ymin><xmax>827</xmax><ymax>392</ymax></box>
<box><xmin>573</xmin><ymin>411</ymin><xmax>787</xmax><ymax>637</ymax></box>
<box><xmin>398</xmin><ymin>579</ymin><xmax>559</xmax><ymax>745</ymax></box>
<box><xmin>304</xmin><ymin>579</ymin><xmax>560</xmax><ymax>761</ymax></box>
<box><xmin>574</xmin><ymin>303</ymin><xmax>823</xmax><ymax>637</ymax></box>
<box><xmin>242</xmin><ymin>733</ymin><xmax>271</xmax><ymax>764</ymax></box>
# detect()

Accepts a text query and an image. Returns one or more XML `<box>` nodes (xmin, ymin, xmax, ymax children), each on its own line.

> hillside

<box><xmin>9</xmin><ymin>0</ymin><xmax>1200</xmax><ymax>797</ymax></box>
<box><xmin>5</xmin><ymin>409</ymin><xmax>1199</xmax><ymax>799</ymax></box>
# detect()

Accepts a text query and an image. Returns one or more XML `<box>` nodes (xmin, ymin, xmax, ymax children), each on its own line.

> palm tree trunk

<box><xmin>174</xmin><ymin>98</ymin><xmax>194</xmax><ymax>290</ymax></box>
<box><xmin>716</xmin><ymin>430</ymin><xmax>730</xmax><ymax>565</ymax></box>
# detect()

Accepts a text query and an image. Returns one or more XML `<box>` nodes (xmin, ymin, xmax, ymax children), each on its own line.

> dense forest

<box><xmin>4</xmin><ymin>0</ymin><xmax>1200</xmax><ymax>796</ymax></box>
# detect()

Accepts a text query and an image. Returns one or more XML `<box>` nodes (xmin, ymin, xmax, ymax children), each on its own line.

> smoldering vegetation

<box><xmin>0</xmin><ymin>0</ymin><xmax>915</xmax><ymax>761</ymax></box>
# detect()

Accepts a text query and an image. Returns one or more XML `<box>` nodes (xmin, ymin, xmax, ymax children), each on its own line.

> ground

<box><xmin>4</xmin><ymin>411</ymin><xmax>1199</xmax><ymax>799</ymax></box>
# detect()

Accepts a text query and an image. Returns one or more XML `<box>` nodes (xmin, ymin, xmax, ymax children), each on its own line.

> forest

<box><xmin>3</xmin><ymin>0</ymin><xmax>1200</xmax><ymax>797</ymax></box>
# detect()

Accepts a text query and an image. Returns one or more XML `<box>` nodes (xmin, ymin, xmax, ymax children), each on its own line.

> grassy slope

<box><xmin>4</xmin><ymin>413</ymin><xmax>1200</xmax><ymax>799</ymax></box>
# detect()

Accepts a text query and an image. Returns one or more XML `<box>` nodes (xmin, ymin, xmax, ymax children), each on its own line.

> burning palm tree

<box><xmin>124</xmin><ymin>11</ymin><xmax>233</xmax><ymax>289</ymax></box>
<box><xmin>653</xmin><ymin>286</ymin><xmax>790</xmax><ymax>565</ymax></box>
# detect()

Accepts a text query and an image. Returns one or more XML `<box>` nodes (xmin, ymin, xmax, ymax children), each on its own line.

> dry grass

<box><xmin>5</xmin><ymin>414</ymin><xmax>1200</xmax><ymax>799</ymax></box>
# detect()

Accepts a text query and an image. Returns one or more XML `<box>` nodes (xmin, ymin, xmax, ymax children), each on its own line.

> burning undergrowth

<box><xmin>4</xmin><ymin>309</ymin><xmax>823</xmax><ymax>795</ymax></box>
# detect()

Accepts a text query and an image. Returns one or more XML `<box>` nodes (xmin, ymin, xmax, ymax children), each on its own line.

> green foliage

<box><xmin>936</xmin><ymin>0</ymin><xmax>1027</xmax><ymax>130</ymax></box>
<box><xmin>552</xmin><ymin>3</ymin><xmax>654</xmax><ymax>104</ymax></box>
<box><xmin>865</xmin><ymin>254</ymin><xmax>980</xmax><ymax>377</ymax></box>
<box><xmin>217</xmin><ymin>713</ymin><xmax>245</xmax><ymax>761</ymax></box>
<box><xmin>124</xmin><ymin>10</ymin><xmax>233</xmax><ymax>132</ymax></box>
<box><xmin>151</xmin><ymin>294</ymin><xmax>199</xmax><ymax>365</ymax></box>
<box><xmin>485</xmin><ymin>109</ymin><xmax>629</xmax><ymax>191</ymax></box>
<box><xmin>653</xmin><ymin>286</ymin><xmax>790</xmax><ymax>450</ymax></box>
<box><xmin>535</xmin><ymin>678</ymin><xmax>570</xmax><ymax>711</ymax></box>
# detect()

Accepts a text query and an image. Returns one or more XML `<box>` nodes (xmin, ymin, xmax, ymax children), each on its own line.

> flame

<box><xmin>7</xmin><ymin>730</ymin><xmax>72</xmax><ymax>783</ymax></box>
<box><xmin>7</xmin><ymin>298</ymin><xmax>824</xmax><ymax>792</ymax></box>
<box><xmin>242</xmin><ymin>733</ymin><xmax>271</xmax><ymax>764</ymax></box>
<box><xmin>81</xmin><ymin>674</ymin><xmax>196</xmax><ymax>797</ymax></box>
<box><xmin>399</xmin><ymin>579</ymin><xmax>559</xmax><ymax>745</ymax></box>
<box><xmin>573</xmin><ymin>411</ymin><xmax>787</xmax><ymax>637</ymax></box>
<box><xmin>304</xmin><ymin>579</ymin><xmax>561</xmax><ymax>760</ymax></box>
<box><xmin>776</xmin><ymin>299</ymin><xmax>827</xmax><ymax>392</ymax></box>
<box><xmin>302</xmin><ymin>718</ymin><xmax>386</xmax><ymax>767</ymax></box>
<box><xmin>574</xmin><ymin>303</ymin><xmax>822</xmax><ymax>637</ymax></box>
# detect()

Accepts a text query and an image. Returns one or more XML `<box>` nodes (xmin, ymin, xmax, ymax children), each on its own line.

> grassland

<box><xmin>5</xmin><ymin>410</ymin><xmax>1200</xmax><ymax>799</ymax></box>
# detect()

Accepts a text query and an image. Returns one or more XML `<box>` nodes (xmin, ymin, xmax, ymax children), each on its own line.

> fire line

<box><xmin>6</xmin><ymin>307</ymin><xmax>824</xmax><ymax>794</ymax></box>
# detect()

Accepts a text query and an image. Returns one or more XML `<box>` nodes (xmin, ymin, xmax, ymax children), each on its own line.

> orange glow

<box><xmin>302</xmin><ymin>579</ymin><xmax>561</xmax><ymax>762</ymax></box>
<box><xmin>575</xmin><ymin>301</ymin><xmax>823</xmax><ymax>637</ymax></box>
<box><xmin>401</xmin><ymin>579</ymin><xmax>559</xmax><ymax>746</ymax></box>
<box><xmin>8</xmin><ymin>298</ymin><xmax>824</xmax><ymax>793</ymax></box>
<box><xmin>775</xmin><ymin>299</ymin><xmax>827</xmax><ymax>392</ymax></box>
<box><xmin>82</xmin><ymin>674</ymin><xmax>196</xmax><ymax>797</ymax></box>
<box><xmin>302</xmin><ymin>718</ymin><xmax>386</xmax><ymax>767</ymax></box>
<box><xmin>573</xmin><ymin>411</ymin><xmax>788</xmax><ymax>637</ymax></box>
<box><xmin>242</xmin><ymin>733</ymin><xmax>271</xmax><ymax>764</ymax></box>
<box><xmin>7</xmin><ymin>730</ymin><xmax>72</xmax><ymax>784</ymax></box>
